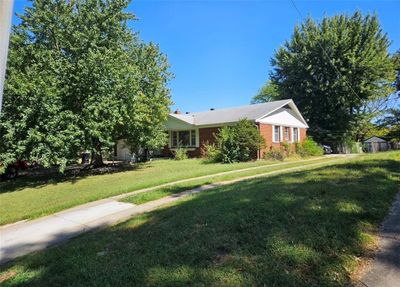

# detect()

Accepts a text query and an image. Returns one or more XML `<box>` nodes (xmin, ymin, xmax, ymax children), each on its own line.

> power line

<box><xmin>289</xmin><ymin>0</ymin><xmax>364</xmax><ymax>104</ymax></box>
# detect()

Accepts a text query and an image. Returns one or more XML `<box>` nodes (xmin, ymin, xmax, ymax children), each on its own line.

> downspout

<box><xmin>256</xmin><ymin>122</ymin><xmax>261</xmax><ymax>160</ymax></box>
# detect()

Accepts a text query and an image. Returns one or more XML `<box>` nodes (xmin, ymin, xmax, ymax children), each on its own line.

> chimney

<box><xmin>210</xmin><ymin>108</ymin><xmax>215</xmax><ymax>111</ymax></box>
<box><xmin>173</xmin><ymin>109</ymin><xmax>181</xmax><ymax>114</ymax></box>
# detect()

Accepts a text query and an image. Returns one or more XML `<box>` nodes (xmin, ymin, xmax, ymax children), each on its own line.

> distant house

<box><xmin>364</xmin><ymin>136</ymin><xmax>390</xmax><ymax>153</ymax></box>
<box><xmin>162</xmin><ymin>99</ymin><xmax>308</xmax><ymax>159</ymax></box>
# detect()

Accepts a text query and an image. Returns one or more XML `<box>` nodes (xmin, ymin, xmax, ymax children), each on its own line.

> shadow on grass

<box><xmin>0</xmin><ymin>162</ymin><xmax>151</xmax><ymax>194</ymax></box>
<box><xmin>1</xmin><ymin>159</ymin><xmax>399</xmax><ymax>287</ymax></box>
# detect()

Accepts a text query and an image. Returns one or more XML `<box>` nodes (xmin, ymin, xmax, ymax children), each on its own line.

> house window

<box><xmin>284</xmin><ymin>127</ymin><xmax>290</xmax><ymax>141</ymax></box>
<box><xmin>171</xmin><ymin>130</ymin><xmax>196</xmax><ymax>147</ymax></box>
<box><xmin>172</xmin><ymin>131</ymin><xmax>178</xmax><ymax>147</ymax></box>
<box><xmin>191</xmin><ymin>130</ymin><xmax>196</xmax><ymax>146</ymax></box>
<box><xmin>179</xmin><ymin>131</ymin><xmax>190</xmax><ymax>146</ymax></box>
<box><xmin>273</xmin><ymin>126</ymin><xmax>280</xmax><ymax>142</ymax></box>
<box><xmin>293</xmin><ymin>128</ymin><xmax>299</xmax><ymax>143</ymax></box>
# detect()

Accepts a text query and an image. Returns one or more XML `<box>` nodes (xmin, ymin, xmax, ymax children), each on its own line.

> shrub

<box><xmin>216</xmin><ymin>127</ymin><xmax>241</xmax><ymax>163</ymax></box>
<box><xmin>295</xmin><ymin>138</ymin><xmax>324</xmax><ymax>157</ymax></box>
<box><xmin>173</xmin><ymin>147</ymin><xmax>188</xmax><ymax>160</ymax></box>
<box><xmin>215</xmin><ymin>119</ymin><xmax>265</xmax><ymax>163</ymax></box>
<box><xmin>281</xmin><ymin>142</ymin><xmax>295</xmax><ymax>157</ymax></box>
<box><xmin>340</xmin><ymin>140</ymin><xmax>362</xmax><ymax>154</ymax></box>
<box><xmin>202</xmin><ymin>143</ymin><xmax>222</xmax><ymax>163</ymax></box>
<box><xmin>264</xmin><ymin>148</ymin><xmax>286</xmax><ymax>161</ymax></box>
<box><xmin>349</xmin><ymin>141</ymin><xmax>362</xmax><ymax>154</ymax></box>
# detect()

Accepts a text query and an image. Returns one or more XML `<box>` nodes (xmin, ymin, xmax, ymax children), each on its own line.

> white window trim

<box><xmin>272</xmin><ymin>125</ymin><xmax>281</xmax><ymax>143</ymax></box>
<box><xmin>291</xmin><ymin>127</ymin><xmax>294</xmax><ymax>143</ymax></box>
<box><xmin>169</xmin><ymin>129</ymin><xmax>199</xmax><ymax>148</ymax></box>
<box><xmin>297</xmin><ymin>128</ymin><xmax>300</xmax><ymax>142</ymax></box>
<box><xmin>283</xmin><ymin>126</ymin><xmax>290</xmax><ymax>142</ymax></box>
<box><xmin>292</xmin><ymin>127</ymin><xmax>300</xmax><ymax>143</ymax></box>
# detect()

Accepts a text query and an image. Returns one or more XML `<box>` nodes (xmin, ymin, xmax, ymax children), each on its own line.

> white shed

<box><xmin>115</xmin><ymin>140</ymin><xmax>133</xmax><ymax>161</ymax></box>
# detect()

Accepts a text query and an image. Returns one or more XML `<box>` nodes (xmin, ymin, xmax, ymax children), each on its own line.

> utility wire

<box><xmin>289</xmin><ymin>0</ymin><xmax>364</xmax><ymax>104</ymax></box>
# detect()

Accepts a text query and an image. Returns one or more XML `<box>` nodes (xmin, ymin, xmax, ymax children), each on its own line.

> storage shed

<box><xmin>364</xmin><ymin>136</ymin><xmax>389</xmax><ymax>153</ymax></box>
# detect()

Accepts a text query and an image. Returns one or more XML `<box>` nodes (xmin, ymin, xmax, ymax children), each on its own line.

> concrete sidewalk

<box><xmin>0</xmin><ymin>157</ymin><xmax>346</xmax><ymax>265</ymax></box>
<box><xmin>0</xmin><ymin>183</ymin><xmax>220</xmax><ymax>265</ymax></box>
<box><xmin>360</xmin><ymin>192</ymin><xmax>400</xmax><ymax>287</ymax></box>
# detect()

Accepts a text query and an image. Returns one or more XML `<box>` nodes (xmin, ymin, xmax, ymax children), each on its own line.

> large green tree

<box><xmin>266</xmin><ymin>12</ymin><xmax>395</xmax><ymax>144</ymax></box>
<box><xmin>377</xmin><ymin>108</ymin><xmax>400</xmax><ymax>142</ymax></box>
<box><xmin>392</xmin><ymin>50</ymin><xmax>400</xmax><ymax>92</ymax></box>
<box><xmin>0</xmin><ymin>0</ymin><xmax>172</xmax><ymax>170</ymax></box>
<box><xmin>251</xmin><ymin>80</ymin><xmax>279</xmax><ymax>104</ymax></box>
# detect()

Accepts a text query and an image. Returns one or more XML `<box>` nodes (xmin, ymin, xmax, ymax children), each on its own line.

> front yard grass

<box><xmin>0</xmin><ymin>157</ymin><xmax>313</xmax><ymax>225</ymax></box>
<box><xmin>1</xmin><ymin>151</ymin><xmax>399</xmax><ymax>286</ymax></box>
<box><xmin>0</xmin><ymin>156</ymin><xmax>334</xmax><ymax>225</ymax></box>
<box><xmin>122</xmin><ymin>156</ymin><xmax>343</xmax><ymax>205</ymax></box>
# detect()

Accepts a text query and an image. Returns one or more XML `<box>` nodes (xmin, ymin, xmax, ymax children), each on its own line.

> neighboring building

<box><xmin>364</xmin><ymin>136</ymin><xmax>390</xmax><ymax>153</ymax></box>
<box><xmin>115</xmin><ymin>140</ymin><xmax>134</xmax><ymax>162</ymax></box>
<box><xmin>163</xmin><ymin>99</ymin><xmax>308</xmax><ymax>159</ymax></box>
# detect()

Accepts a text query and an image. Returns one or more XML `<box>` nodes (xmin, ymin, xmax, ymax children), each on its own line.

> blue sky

<box><xmin>12</xmin><ymin>0</ymin><xmax>400</xmax><ymax>112</ymax></box>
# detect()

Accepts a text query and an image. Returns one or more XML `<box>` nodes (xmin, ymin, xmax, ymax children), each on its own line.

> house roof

<box><xmin>169</xmin><ymin>99</ymin><xmax>305</xmax><ymax>127</ymax></box>
<box><xmin>364</xmin><ymin>136</ymin><xmax>388</xmax><ymax>143</ymax></box>
<box><xmin>169</xmin><ymin>113</ymin><xmax>195</xmax><ymax>125</ymax></box>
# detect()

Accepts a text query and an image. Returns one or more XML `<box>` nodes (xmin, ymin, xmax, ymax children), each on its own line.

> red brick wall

<box><xmin>258</xmin><ymin>123</ymin><xmax>307</xmax><ymax>158</ymax></box>
<box><xmin>258</xmin><ymin>123</ymin><xmax>280</xmax><ymax>157</ymax></box>
<box><xmin>164</xmin><ymin>125</ymin><xmax>307</xmax><ymax>159</ymax></box>
<box><xmin>163</xmin><ymin>127</ymin><xmax>221</xmax><ymax>158</ymax></box>
<box><xmin>199</xmin><ymin>127</ymin><xmax>219</xmax><ymax>145</ymax></box>
<box><xmin>300</xmin><ymin>128</ymin><xmax>307</xmax><ymax>142</ymax></box>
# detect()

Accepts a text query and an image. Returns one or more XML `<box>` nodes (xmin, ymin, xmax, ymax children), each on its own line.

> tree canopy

<box><xmin>376</xmin><ymin>109</ymin><xmax>400</xmax><ymax>142</ymax></box>
<box><xmin>0</xmin><ymin>0</ymin><xmax>172</xmax><ymax>170</ymax></box>
<box><xmin>251</xmin><ymin>81</ymin><xmax>279</xmax><ymax>104</ymax></box>
<box><xmin>260</xmin><ymin>12</ymin><xmax>395</xmax><ymax>144</ymax></box>
<box><xmin>392</xmin><ymin>50</ymin><xmax>400</xmax><ymax>92</ymax></box>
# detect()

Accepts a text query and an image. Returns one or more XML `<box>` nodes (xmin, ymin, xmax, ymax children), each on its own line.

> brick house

<box><xmin>163</xmin><ymin>99</ymin><xmax>308</xmax><ymax>159</ymax></box>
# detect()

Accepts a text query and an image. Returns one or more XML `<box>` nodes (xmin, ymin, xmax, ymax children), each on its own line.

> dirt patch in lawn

<box><xmin>0</xmin><ymin>270</ymin><xmax>17</xmax><ymax>283</ymax></box>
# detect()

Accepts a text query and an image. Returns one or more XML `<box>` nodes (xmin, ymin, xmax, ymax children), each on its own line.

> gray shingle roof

<box><xmin>170</xmin><ymin>99</ymin><xmax>292</xmax><ymax>126</ymax></box>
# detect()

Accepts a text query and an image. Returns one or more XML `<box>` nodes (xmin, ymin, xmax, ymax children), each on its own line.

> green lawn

<box><xmin>122</xmin><ymin>157</ymin><xmax>343</xmax><ymax>205</ymax></box>
<box><xmin>0</xmin><ymin>157</ymin><xmax>325</xmax><ymax>225</ymax></box>
<box><xmin>1</xmin><ymin>151</ymin><xmax>399</xmax><ymax>286</ymax></box>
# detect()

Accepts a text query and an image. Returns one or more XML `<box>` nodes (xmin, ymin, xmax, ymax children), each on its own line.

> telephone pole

<box><xmin>0</xmin><ymin>0</ymin><xmax>14</xmax><ymax>114</ymax></box>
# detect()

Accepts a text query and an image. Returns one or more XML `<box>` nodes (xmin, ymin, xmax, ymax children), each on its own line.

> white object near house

<box><xmin>115</xmin><ymin>140</ymin><xmax>135</xmax><ymax>161</ymax></box>
<box><xmin>364</xmin><ymin>136</ymin><xmax>389</xmax><ymax>153</ymax></box>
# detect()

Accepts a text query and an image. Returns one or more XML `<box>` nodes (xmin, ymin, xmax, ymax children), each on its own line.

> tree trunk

<box><xmin>91</xmin><ymin>151</ymin><xmax>104</xmax><ymax>167</ymax></box>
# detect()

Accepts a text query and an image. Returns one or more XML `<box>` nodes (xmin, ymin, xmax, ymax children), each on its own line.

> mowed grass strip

<box><xmin>0</xmin><ymin>157</ymin><xmax>310</xmax><ymax>225</ymax></box>
<box><xmin>122</xmin><ymin>156</ymin><xmax>344</xmax><ymax>205</ymax></box>
<box><xmin>1</xmin><ymin>151</ymin><xmax>399</xmax><ymax>287</ymax></box>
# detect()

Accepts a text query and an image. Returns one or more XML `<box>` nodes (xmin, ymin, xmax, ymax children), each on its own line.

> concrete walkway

<box><xmin>0</xmin><ymin>157</ymin><xmax>347</xmax><ymax>265</ymax></box>
<box><xmin>360</xmin><ymin>192</ymin><xmax>400</xmax><ymax>287</ymax></box>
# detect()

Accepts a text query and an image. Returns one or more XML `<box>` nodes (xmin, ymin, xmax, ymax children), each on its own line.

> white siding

<box><xmin>165</xmin><ymin>116</ymin><xmax>195</xmax><ymax>130</ymax></box>
<box><xmin>115</xmin><ymin>140</ymin><xmax>132</xmax><ymax>161</ymax></box>
<box><xmin>258</xmin><ymin>108</ymin><xmax>308</xmax><ymax>128</ymax></box>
